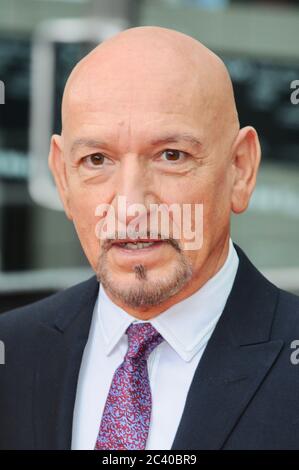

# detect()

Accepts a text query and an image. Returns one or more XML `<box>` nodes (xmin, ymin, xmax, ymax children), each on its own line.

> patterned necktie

<box><xmin>95</xmin><ymin>322</ymin><xmax>164</xmax><ymax>450</ymax></box>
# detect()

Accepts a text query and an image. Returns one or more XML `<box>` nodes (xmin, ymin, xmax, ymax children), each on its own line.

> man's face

<box><xmin>49</xmin><ymin>30</ymin><xmax>258</xmax><ymax>316</ymax></box>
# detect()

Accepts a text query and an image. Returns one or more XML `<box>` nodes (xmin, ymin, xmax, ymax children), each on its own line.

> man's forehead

<box><xmin>62</xmin><ymin>93</ymin><xmax>211</xmax><ymax>153</ymax></box>
<box><xmin>63</xmin><ymin>56</ymin><xmax>201</xmax><ymax>114</ymax></box>
<box><xmin>62</xmin><ymin>73</ymin><xmax>206</xmax><ymax>136</ymax></box>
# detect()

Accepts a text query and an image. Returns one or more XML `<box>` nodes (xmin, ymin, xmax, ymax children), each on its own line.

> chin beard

<box><xmin>96</xmin><ymin>251</ymin><xmax>193</xmax><ymax>310</ymax></box>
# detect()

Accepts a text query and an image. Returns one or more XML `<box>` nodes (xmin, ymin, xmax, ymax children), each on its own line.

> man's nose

<box><xmin>113</xmin><ymin>156</ymin><xmax>151</xmax><ymax>227</ymax></box>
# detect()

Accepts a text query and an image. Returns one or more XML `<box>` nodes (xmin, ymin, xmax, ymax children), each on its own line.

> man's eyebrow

<box><xmin>70</xmin><ymin>133</ymin><xmax>202</xmax><ymax>155</ymax></box>
<box><xmin>70</xmin><ymin>138</ymin><xmax>107</xmax><ymax>154</ymax></box>
<box><xmin>149</xmin><ymin>133</ymin><xmax>202</xmax><ymax>149</ymax></box>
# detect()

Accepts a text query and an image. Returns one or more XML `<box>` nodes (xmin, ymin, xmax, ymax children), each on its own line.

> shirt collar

<box><xmin>97</xmin><ymin>238</ymin><xmax>239</xmax><ymax>362</ymax></box>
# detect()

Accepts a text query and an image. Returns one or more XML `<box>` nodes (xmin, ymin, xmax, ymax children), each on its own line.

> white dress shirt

<box><xmin>71</xmin><ymin>238</ymin><xmax>239</xmax><ymax>450</ymax></box>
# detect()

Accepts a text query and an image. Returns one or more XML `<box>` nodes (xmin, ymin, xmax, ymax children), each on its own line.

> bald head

<box><xmin>62</xmin><ymin>26</ymin><xmax>239</xmax><ymax>143</ymax></box>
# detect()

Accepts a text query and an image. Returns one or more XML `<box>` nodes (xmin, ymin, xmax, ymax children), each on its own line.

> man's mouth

<box><xmin>110</xmin><ymin>239</ymin><xmax>165</xmax><ymax>251</ymax></box>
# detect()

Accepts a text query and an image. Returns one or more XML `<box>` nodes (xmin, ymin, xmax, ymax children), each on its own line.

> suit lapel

<box><xmin>171</xmin><ymin>244</ymin><xmax>284</xmax><ymax>450</ymax></box>
<box><xmin>33</xmin><ymin>276</ymin><xmax>99</xmax><ymax>449</ymax></box>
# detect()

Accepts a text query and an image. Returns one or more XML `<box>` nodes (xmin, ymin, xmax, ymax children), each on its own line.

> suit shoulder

<box><xmin>0</xmin><ymin>275</ymin><xmax>98</xmax><ymax>331</ymax></box>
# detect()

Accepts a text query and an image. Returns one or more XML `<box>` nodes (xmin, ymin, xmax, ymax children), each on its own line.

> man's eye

<box><xmin>160</xmin><ymin>149</ymin><xmax>187</xmax><ymax>162</ymax></box>
<box><xmin>83</xmin><ymin>153</ymin><xmax>106</xmax><ymax>167</ymax></box>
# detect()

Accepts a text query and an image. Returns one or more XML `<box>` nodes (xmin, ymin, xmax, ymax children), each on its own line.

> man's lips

<box><xmin>110</xmin><ymin>238</ymin><xmax>162</xmax><ymax>246</ymax></box>
<box><xmin>104</xmin><ymin>237</ymin><xmax>181</xmax><ymax>253</ymax></box>
<box><xmin>107</xmin><ymin>239</ymin><xmax>169</xmax><ymax>254</ymax></box>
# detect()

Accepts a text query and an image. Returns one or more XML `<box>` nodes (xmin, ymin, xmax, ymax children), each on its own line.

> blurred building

<box><xmin>0</xmin><ymin>0</ymin><xmax>298</xmax><ymax>312</ymax></box>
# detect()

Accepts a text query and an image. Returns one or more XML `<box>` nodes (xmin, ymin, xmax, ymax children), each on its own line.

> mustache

<box><xmin>101</xmin><ymin>231</ymin><xmax>182</xmax><ymax>253</ymax></box>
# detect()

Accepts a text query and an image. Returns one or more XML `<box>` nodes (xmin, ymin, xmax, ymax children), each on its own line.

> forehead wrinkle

<box><xmin>69</xmin><ymin>131</ymin><xmax>203</xmax><ymax>157</ymax></box>
<box><xmin>70</xmin><ymin>137</ymin><xmax>108</xmax><ymax>155</ymax></box>
<box><xmin>149</xmin><ymin>133</ymin><xmax>202</xmax><ymax>149</ymax></box>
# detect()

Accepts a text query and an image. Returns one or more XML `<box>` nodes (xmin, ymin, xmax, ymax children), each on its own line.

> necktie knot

<box><xmin>125</xmin><ymin>322</ymin><xmax>164</xmax><ymax>361</ymax></box>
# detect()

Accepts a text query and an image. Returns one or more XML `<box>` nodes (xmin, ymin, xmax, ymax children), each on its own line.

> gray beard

<box><xmin>96</xmin><ymin>248</ymin><xmax>193</xmax><ymax>310</ymax></box>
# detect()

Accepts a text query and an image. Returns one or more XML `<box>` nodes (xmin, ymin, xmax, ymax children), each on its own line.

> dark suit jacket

<box><xmin>0</xmin><ymin>243</ymin><xmax>299</xmax><ymax>450</ymax></box>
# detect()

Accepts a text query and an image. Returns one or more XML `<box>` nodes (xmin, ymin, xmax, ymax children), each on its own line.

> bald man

<box><xmin>1</xmin><ymin>26</ymin><xmax>299</xmax><ymax>450</ymax></box>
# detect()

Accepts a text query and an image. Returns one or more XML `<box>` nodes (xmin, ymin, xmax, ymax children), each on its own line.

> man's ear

<box><xmin>231</xmin><ymin>126</ymin><xmax>261</xmax><ymax>214</ymax></box>
<box><xmin>48</xmin><ymin>134</ymin><xmax>73</xmax><ymax>220</ymax></box>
